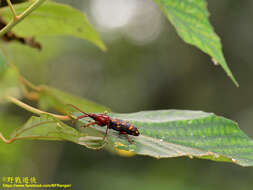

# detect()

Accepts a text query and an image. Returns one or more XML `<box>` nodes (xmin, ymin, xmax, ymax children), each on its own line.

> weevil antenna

<box><xmin>67</xmin><ymin>104</ymin><xmax>89</xmax><ymax>115</ymax></box>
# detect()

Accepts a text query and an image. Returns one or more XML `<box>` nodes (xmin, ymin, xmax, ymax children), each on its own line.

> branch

<box><xmin>0</xmin><ymin>0</ymin><xmax>47</xmax><ymax>36</ymax></box>
<box><xmin>6</xmin><ymin>0</ymin><xmax>18</xmax><ymax>20</ymax></box>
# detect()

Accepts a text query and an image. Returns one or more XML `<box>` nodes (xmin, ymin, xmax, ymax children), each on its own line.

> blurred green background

<box><xmin>1</xmin><ymin>0</ymin><xmax>253</xmax><ymax>189</ymax></box>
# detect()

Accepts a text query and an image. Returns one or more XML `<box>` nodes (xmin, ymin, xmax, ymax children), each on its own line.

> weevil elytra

<box><xmin>68</xmin><ymin>104</ymin><xmax>140</xmax><ymax>143</ymax></box>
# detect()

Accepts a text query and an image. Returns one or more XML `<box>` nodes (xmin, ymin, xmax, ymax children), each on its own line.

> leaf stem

<box><xmin>6</xmin><ymin>96</ymin><xmax>72</xmax><ymax>121</ymax></box>
<box><xmin>0</xmin><ymin>132</ymin><xmax>15</xmax><ymax>144</ymax></box>
<box><xmin>0</xmin><ymin>0</ymin><xmax>47</xmax><ymax>36</ymax></box>
<box><xmin>6</xmin><ymin>0</ymin><xmax>19</xmax><ymax>20</ymax></box>
<box><xmin>18</xmin><ymin>75</ymin><xmax>42</xmax><ymax>101</ymax></box>
<box><xmin>19</xmin><ymin>76</ymin><xmax>42</xmax><ymax>92</ymax></box>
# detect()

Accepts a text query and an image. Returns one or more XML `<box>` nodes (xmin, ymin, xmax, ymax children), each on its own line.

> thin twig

<box><xmin>6</xmin><ymin>0</ymin><xmax>19</xmax><ymax>20</ymax></box>
<box><xmin>18</xmin><ymin>75</ymin><xmax>42</xmax><ymax>101</ymax></box>
<box><xmin>19</xmin><ymin>76</ymin><xmax>42</xmax><ymax>92</ymax></box>
<box><xmin>0</xmin><ymin>0</ymin><xmax>47</xmax><ymax>36</ymax></box>
<box><xmin>0</xmin><ymin>133</ymin><xmax>15</xmax><ymax>144</ymax></box>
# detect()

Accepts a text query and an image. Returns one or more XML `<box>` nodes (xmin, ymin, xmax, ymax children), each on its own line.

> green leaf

<box><xmin>0</xmin><ymin>50</ymin><xmax>7</xmax><ymax>75</ymax></box>
<box><xmin>154</xmin><ymin>0</ymin><xmax>238</xmax><ymax>86</ymax></box>
<box><xmin>0</xmin><ymin>114</ymin><xmax>24</xmax><ymax>171</ymax></box>
<box><xmin>0</xmin><ymin>67</ymin><xmax>21</xmax><ymax>102</ymax></box>
<box><xmin>38</xmin><ymin>85</ymin><xmax>110</xmax><ymax>113</ymax></box>
<box><xmin>76</xmin><ymin>110</ymin><xmax>253</xmax><ymax>167</ymax></box>
<box><xmin>5</xmin><ymin>36</ymin><xmax>65</xmax><ymax>66</ymax></box>
<box><xmin>1</xmin><ymin>1</ymin><xmax>106</xmax><ymax>51</ymax></box>
<box><xmin>9</xmin><ymin>114</ymin><xmax>105</xmax><ymax>149</ymax></box>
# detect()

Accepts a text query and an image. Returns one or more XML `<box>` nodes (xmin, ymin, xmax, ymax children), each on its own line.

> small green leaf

<box><xmin>0</xmin><ymin>67</ymin><xmax>21</xmax><ymax>102</ymax></box>
<box><xmin>38</xmin><ymin>85</ymin><xmax>110</xmax><ymax>113</ymax></box>
<box><xmin>1</xmin><ymin>1</ymin><xmax>106</xmax><ymax>51</ymax></box>
<box><xmin>0</xmin><ymin>114</ymin><xmax>24</xmax><ymax>170</ymax></box>
<box><xmin>10</xmin><ymin>114</ymin><xmax>104</xmax><ymax>149</ymax></box>
<box><xmin>76</xmin><ymin>110</ymin><xmax>253</xmax><ymax>167</ymax></box>
<box><xmin>0</xmin><ymin>50</ymin><xmax>7</xmax><ymax>75</ymax></box>
<box><xmin>154</xmin><ymin>0</ymin><xmax>238</xmax><ymax>86</ymax></box>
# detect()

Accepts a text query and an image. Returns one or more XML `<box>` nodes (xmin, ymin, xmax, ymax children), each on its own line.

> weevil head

<box><xmin>135</xmin><ymin>128</ymin><xmax>140</xmax><ymax>136</ymax></box>
<box><xmin>132</xmin><ymin>127</ymin><xmax>140</xmax><ymax>136</ymax></box>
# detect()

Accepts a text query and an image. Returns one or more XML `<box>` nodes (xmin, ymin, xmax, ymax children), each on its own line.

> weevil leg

<box><xmin>87</xmin><ymin>122</ymin><xmax>97</xmax><ymax>126</ymax></box>
<box><xmin>120</xmin><ymin>131</ymin><xmax>133</xmax><ymax>144</ymax></box>
<box><xmin>103</xmin><ymin>126</ymin><xmax>109</xmax><ymax>141</ymax></box>
<box><xmin>82</xmin><ymin>122</ymin><xmax>97</xmax><ymax>128</ymax></box>
<box><xmin>83</xmin><ymin>121</ymin><xmax>104</xmax><ymax>128</ymax></box>
<box><xmin>125</xmin><ymin>134</ymin><xmax>133</xmax><ymax>144</ymax></box>
<box><xmin>72</xmin><ymin>114</ymin><xmax>89</xmax><ymax>124</ymax></box>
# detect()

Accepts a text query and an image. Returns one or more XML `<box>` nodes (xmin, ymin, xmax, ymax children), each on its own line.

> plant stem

<box><xmin>0</xmin><ymin>133</ymin><xmax>15</xmax><ymax>144</ymax></box>
<box><xmin>6</xmin><ymin>96</ymin><xmax>72</xmax><ymax>121</ymax></box>
<box><xmin>19</xmin><ymin>76</ymin><xmax>42</xmax><ymax>92</ymax></box>
<box><xmin>6</xmin><ymin>0</ymin><xmax>18</xmax><ymax>20</ymax></box>
<box><xmin>0</xmin><ymin>0</ymin><xmax>47</xmax><ymax>36</ymax></box>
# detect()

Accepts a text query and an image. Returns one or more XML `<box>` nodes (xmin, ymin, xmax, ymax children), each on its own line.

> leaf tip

<box><xmin>231</xmin><ymin>158</ymin><xmax>238</xmax><ymax>164</ymax></box>
<box><xmin>229</xmin><ymin>74</ymin><xmax>239</xmax><ymax>87</ymax></box>
<box><xmin>99</xmin><ymin>42</ymin><xmax>107</xmax><ymax>52</ymax></box>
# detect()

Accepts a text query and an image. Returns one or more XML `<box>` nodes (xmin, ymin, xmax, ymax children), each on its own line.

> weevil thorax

<box><xmin>89</xmin><ymin>113</ymin><xmax>110</xmax><ymax>126</ymax></box>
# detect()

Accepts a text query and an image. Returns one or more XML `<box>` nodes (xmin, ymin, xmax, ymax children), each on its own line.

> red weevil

<box><xmin>68</xmin><ymin>104</ymin><xmax>140</xmax><ymax>143</ymax></box>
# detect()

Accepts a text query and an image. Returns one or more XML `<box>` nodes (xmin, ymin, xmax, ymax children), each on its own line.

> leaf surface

<box><xmin>0</xmin><ymin>67</ymin><xmax>20</xmax><ymax>102</ymax></box>
<box><xmin>2</xmin><ymin>108</ymin><xmax>252</xmax><ymax>166</ymax></box>
<box><xmin>38</xmin><ymin>85</ymin><xmax>110</xmax><ymax>113</ymax></box>
<box><xmin>10</xmin><ymin>114</ymin><xmax>104</xmax><ymax>149</ymax></box>
<box><xmin>1</xmin><ymin>1</ymin><xmax>106</xmax><ymax>50</ymax></box>
<box><xmin>0</xmin><ymin>50</ymin><xmax>7</xmax><ymax>75</ymax></box>
<box><xmin>76</xmin><ymin>110</ymin><xmax>253</xmax><ymax>166</ymax></box>
<box><xmin>153</xmin><ymin>0</ymin><xmax>238</xmax><ymax>86</ymax></box>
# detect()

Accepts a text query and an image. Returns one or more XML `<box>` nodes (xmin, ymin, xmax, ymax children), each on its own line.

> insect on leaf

<box><xmin>75</xmin><ymin>110</ymin><xmax>253</xmax><ymax>167</ymax></box>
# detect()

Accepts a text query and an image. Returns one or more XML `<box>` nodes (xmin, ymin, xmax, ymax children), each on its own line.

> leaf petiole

<box><xmin>6</xmin><ymin>96</ymin><xmax>72</xmax><ymax>121</ymax></box>
<box><xmin>0</xmin><ymin>132</ymin><xmax>15</xmax><ymax>144</ymax></box>
<box><xmin>6</xmin><ymin>0</ymin><xmax>19</xmax><ymax>20</ymax></box>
